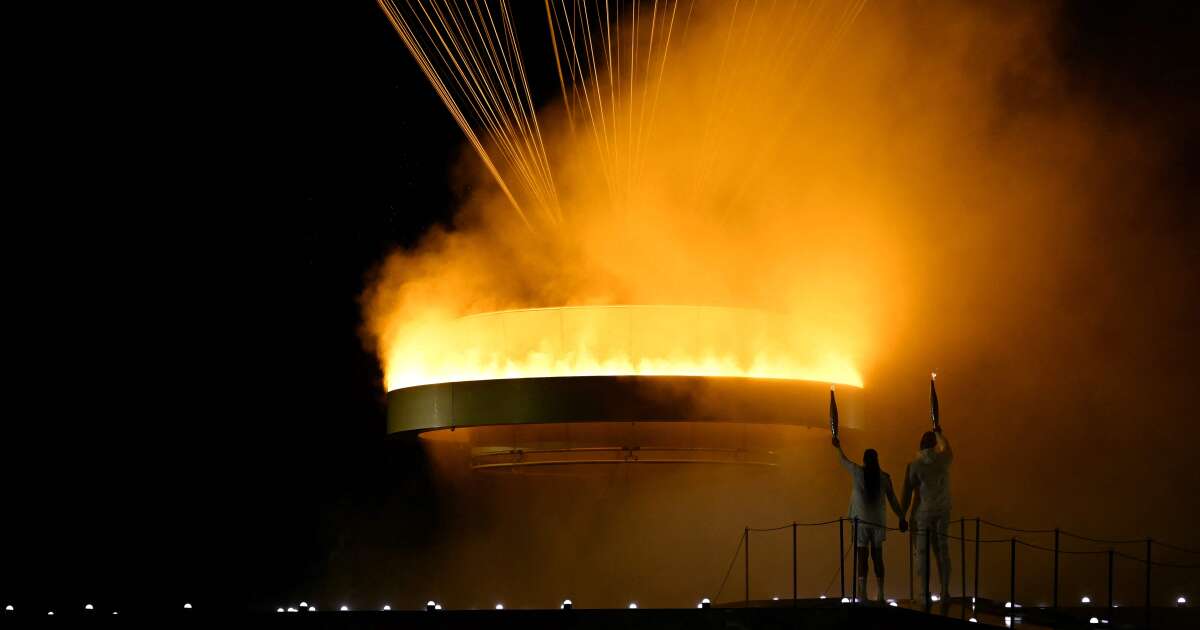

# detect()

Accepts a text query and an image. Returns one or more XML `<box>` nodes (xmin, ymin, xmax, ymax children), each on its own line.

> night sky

<box><xmin>4</xmin><ymin>0</ymin><xmax>1198</xmax><ymax>615</ymax></box>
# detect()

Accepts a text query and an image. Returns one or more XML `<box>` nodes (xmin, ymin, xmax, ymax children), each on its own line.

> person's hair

<box><xmin>863</xmin><ymin>449</ymin><xmax>881</xmax><ymax>502</ymax></box>
<box><xmin>919</xmin><ymin>431</ymin><xmax>937</xmax><ymax>450</ymax></box>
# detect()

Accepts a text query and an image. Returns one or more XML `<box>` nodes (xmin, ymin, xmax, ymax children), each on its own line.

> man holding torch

<box><xmin>900</xmin><ymin>373</ymin><xmax>954</xmax><ymax>604</ymax></box>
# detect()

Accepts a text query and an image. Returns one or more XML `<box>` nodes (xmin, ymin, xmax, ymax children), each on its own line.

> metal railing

<box><xmin>715</xmin><ymin>515</ymin><xmax>1199</xmax><ymax>627</ymax></box>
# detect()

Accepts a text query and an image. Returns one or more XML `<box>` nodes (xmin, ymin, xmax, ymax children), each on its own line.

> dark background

<box><xmin>2</xmin><ymin>0</ymin><xmax>1197</xmax><ymax>615</ymax></box>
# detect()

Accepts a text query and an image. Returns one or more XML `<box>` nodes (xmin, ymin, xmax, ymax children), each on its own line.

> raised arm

<box><xmin>832</xmin><ymin>437</ymin><xmax>855</xmax><ymax>473</ymax></box>
<box><xmin>936</xmin><ymin>429</ymin><xmax>953</xmax><ymax>463</ymax></box>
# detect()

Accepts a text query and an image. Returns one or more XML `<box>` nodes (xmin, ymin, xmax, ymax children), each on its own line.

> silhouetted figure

<box><xmin>900</xmin><ymin>427</ymin><xmax>953</xmax><ymax>604</ymax></box>
<box><xmin>833</xmin><ymin>437</ymin><xmax>905</xmax><ymax>602</ymax></box>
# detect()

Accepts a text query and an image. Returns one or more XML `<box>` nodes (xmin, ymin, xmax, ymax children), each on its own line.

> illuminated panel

<box><xmin>387</xmin><ymin>375</ymin><xmax>863</xmax><ymax>435</ymax></box>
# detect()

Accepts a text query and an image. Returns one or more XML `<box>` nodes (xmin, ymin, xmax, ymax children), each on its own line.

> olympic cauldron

<box><xmin>386</xmin><ymin>305</ymin><xmax>863</xmax><ymax>470</ymax></box>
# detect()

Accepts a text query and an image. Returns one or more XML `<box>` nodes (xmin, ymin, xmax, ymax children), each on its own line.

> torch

<box><xmin>829</xmin><ymin>385</ymin><xmax>840</xmax><ymax>440</ymax></box>
<box><xmin>930</xmin><ymin>371</ymin><xmax>940</xmax><ymax>432</ymax></box>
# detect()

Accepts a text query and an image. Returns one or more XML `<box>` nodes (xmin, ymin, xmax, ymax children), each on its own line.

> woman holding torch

<box><xmin>830</xmin><ymin>386</ymin><xmax>906</xmax><ymax>603</ymax></box>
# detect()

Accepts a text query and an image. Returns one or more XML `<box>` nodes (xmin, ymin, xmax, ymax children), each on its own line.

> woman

<box><xmin>833</xmin><ymin>436</ymin><xmax>905</xmax><ymax>603</ymax></box>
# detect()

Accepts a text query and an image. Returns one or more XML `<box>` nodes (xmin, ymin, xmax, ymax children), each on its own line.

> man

<box><xmin>900</xmin><ymin>426</ymin><xmax>953</xmax><ymax>604</ymax></box>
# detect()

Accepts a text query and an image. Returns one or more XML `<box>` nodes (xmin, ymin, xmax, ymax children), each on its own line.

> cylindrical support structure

<box><xmin>1107</xmin><ymin>548</ymin><xmax>1115</xmax><ymax>611</ymax></box>
<box><xmin>839</xmin><ymin>518</ymin><xmax>845</xmax><ymax>599</ymax></box>
<box><xmin>961</xmin><ymin>518</ymin><xmax>967</xmax><ymax>599</ymax></box>
<box><xmin>924</xmin><ymin>526</ymin><xmax>932</xmax><ymax>612</ymax></box>
<box><xmin>744</xmin><ymin>527</ymin><xmax>750</xmax><ymax>607</ymax></box>
<box><xmin>852</xmin><ymin>517</ymin><xmax>860</xmax><ymax>603</ymax></box>
<box><xmin>1053</xmin><ymin>528</ymin><xmax>1060</xmax><ymax>613</ymax></box>
<box><xmin>792</xmin><ymin>522</ymin><xmax>798</xmax><ymax>607</ymax></box>
<box><xmin>974</xmin><ymin>518</ymin><xmax>981</xmax><ymax>602</ymax></box>
<box><xmin>1010</xmin><ymin>538</ymin><xmax>1017</xmax><ymax>609</ymax></box>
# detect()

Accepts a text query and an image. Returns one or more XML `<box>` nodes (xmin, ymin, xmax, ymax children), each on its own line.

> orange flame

<box><xmin>384</xmin><ymin>305</ymin><xmax>862</xmax><ymax>391</ymax></box>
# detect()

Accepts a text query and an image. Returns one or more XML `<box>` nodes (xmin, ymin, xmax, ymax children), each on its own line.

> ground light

<box><xmin>628</xmin><ymin>602</ymin><xmax>638</xmax><ymax>609</ymax></box>
<box><xmin>339</xmin><ymin>605</ymin><xmax>349</xmax><ymax>611</ymax></box>
<box><xmin>4</xmin><ymin>605</ymin><xmax>11</xmax><ymax>611</ymax></box>
<box><xmin>276</xmin><ymin>608</ymin><xmax>284</xmax><ymax>613</ymax></box>
<box><xmin>1090</xmin><ymin>617</ymin><xmax>1100</xmax><ymax>624</ymax></box>
<box><xmin>382</xmin><ymin>605</ymin><xmax>391</xmax><ymax>611</ymax></box>
<box><xmin>969</xmin><ymin>618</ymin><xmax>978</xmax><ymax>623</ymax></box>
<box><xmin>889</xmin><ymin>601</ymin><xmax>899</xmax><ymax>607</ymax></box>
<box><xmin>932</xmin><ymin>594</ymin><xmax>941</xmax><ymax>602</ymax></box>
<box><xmin>184</xmin><ymin>603</ymin><xmax>192</xmax><ymax>609</ymax></box>
<box><xmin>426</xmin><ymin>600</ymin><xmax>437</xmax><ymax>611</ymax></box>
<box><xmin>495</xmin><ymin>604</ymin><xmax>504</xmax><ymax>610</ymax></box>
<box><xmin>85</xmin><ymin>604</ymin><xmax>94</xmax><ymax>610</ymax></box>
<box><xmin>435</xmin><ymin>604</ymin><xmax>442</xmax><ymax>610</ymax></box>
<box><xmin>47</xmin><ymin>611</ymin><xmax>54</xmax><ymax>616</ymax></box>
<box><xmin>286</xmin><ymin>607</ymin><xmax>297</xmax><ymax>612</ymax></box>
<box><xmin>699</xmin><ymin>598</ymin><xmax>711</xmax><ymax>609</ymax></box>
<box><xmin>840</xmin><ymin>597</ymin><xmax>851</xmax><ymax>603</ymax></box>
<box><xmin>308</xmin><ymin>606</ymin><xmax>316</xmax><ymax>612</ymax></box>
<box><xmin>1178</xmin><ymin>596</ymin><xmax>1188</xmax><ymax>605</ymax></box>
<box><xmin>772</xmin><ymin>596</ymin><xmax>779</xmax><ymax>601</ymax></box>
<box><xmin>562</xmin><ymin>599</ymin><xmax>573</xmax><ymax>610</ymax></box>
<box><xmin>299</xmin><ymin>601</ymin><xmax>308</xmax><ymax>607</ymax></box>
<box><xmin>819</xmin><ymin>595</ymin><xmax>827</xmax><ymax>600</ymax></box>
<box><xmin>1081</xmin><ymin>596</ymin><xmax>1092</xmax><ymax>604</ymax></box>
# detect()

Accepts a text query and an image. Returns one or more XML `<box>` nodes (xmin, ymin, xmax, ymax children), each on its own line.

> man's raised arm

<box><xmin>936</xmin><ymin>429</ymin><xmax>953</xmax><ymax>464</ymax></box>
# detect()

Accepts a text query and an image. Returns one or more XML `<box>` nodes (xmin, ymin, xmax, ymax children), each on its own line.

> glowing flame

<box><xmin>383</xmin><ymin>305</ymin><xmax>862</xmax><ymax>391</ymax></box>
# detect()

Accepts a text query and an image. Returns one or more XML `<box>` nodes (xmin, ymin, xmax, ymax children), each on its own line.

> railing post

<box><xmin>792</xmin><ymin>522</ymin><xmax>798</xmax><ymax>607</ymax></box>
<box><xmin>1053</xmin><ymin>528</ymin><xmax>1060</xmax><ymax>613</ymax></box>
<box><xmin>744</xmin><ymin>527</ymin><xmax>750</xmax><ymax>607</ymax></box>
<box><xmin>974</xmin><ymin>518</ymin><xmax>981</xmax><ymax>602</ymax></box>
<box><xmin>909</xmin><ymin>526</ymin><xmax>914</xmax><ymax>602</ymax></box>
<box><xmin>1010</xmin><ymin>537</ymin><xmax>1017</xmax><ymax>609</ymax></box>
<box><xmin>923</xmin><ymin>525</ymin><xmax>932</xmax><ymax>612</ymax></box>
<box><xmin>839</xmin><ymin>517</ymin><xmax>845</xmax><ymax>600</ymax></box>
<box><xmin>1107</xmin><ymin>548</ymin><xmax>1114</xmax><ymax>611</ymax></box>
<box><xmin>852</xmin><ymin>517</ymin><xmax>860</xmax><ymax>603</ymax></box>
<box><xmin>960</xmin><ymin>518</ymin><xmax>967</xmax><ymax>600</ymax></box>
<box><xmin>1145</xmin><ymin>538</ymin><xmax>1152</xmax><ymax>630</ymax></box>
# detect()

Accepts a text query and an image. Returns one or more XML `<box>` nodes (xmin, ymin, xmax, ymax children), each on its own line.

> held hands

<box><xmin>898</xmin><ymin>518</ymin><xmax>908</xmax><ymax>533</ymax></box>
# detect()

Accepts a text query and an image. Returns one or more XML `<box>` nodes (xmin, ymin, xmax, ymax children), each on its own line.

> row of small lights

<box><xmin>5</xmin><ymin>595</ymin><xmax>1188</xmax><ymax>615</ymax></box>
<box><xmin>1</xmin><ymin>602</ymin><xmax>192</xmax><ymax>615</ymax></box>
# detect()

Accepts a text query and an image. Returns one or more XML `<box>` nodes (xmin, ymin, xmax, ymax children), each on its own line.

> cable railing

<box><xmin>722</xmin><ymin>515</ymin><xmax>1198</xmax><ymax>628</ymax></box>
